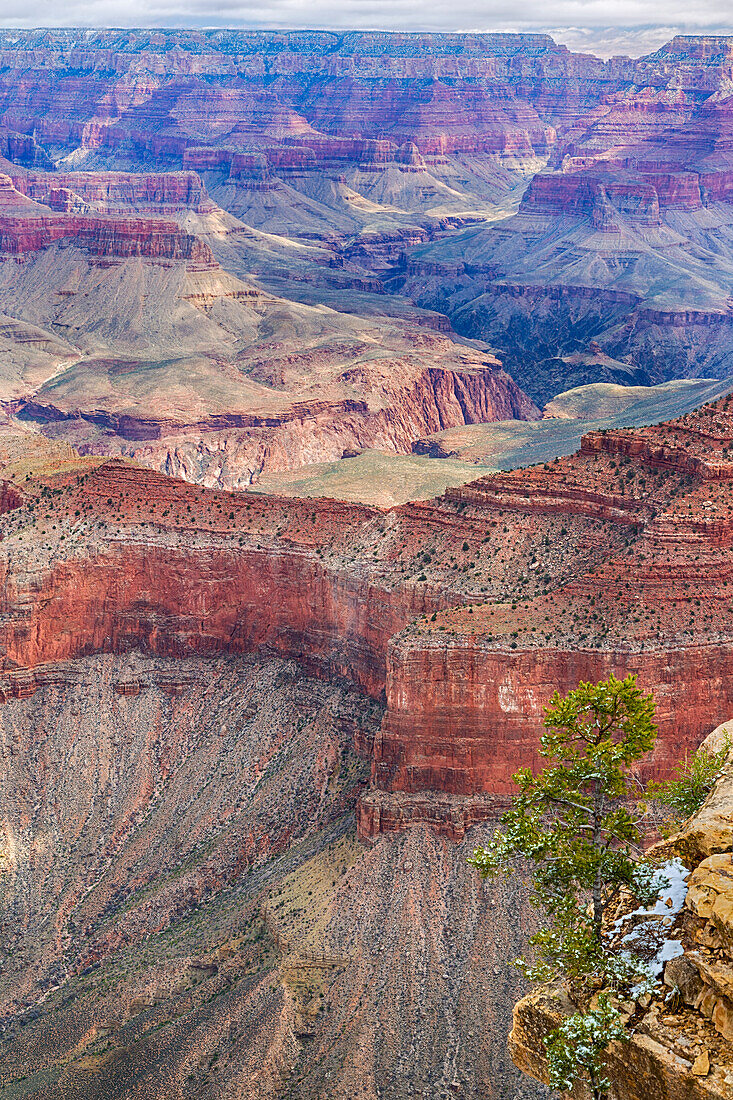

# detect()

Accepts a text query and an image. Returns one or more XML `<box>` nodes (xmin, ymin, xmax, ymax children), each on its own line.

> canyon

<box><xmin>2</xmin><ymin>389</ymin><xmax>733</xmax><ymax>1096</ymax></box>
<box><xmin>0</xmin><ymin>441</ymin><xmax>553</xmax><ymax>1098</ymax></box>
<box><xmin>1</xmin><ymin>27</ymin><xmax>733</xmax><ymax>1100</ymax></box>
<box><xmin>0</xmin><ymin>31</ymin><xmax>731</xmax><ymax>483</ymax></box>
<box><xmin>5</xmin><ymin>395</ymin><xmax>733</xmax><ymax>840</ymax></box>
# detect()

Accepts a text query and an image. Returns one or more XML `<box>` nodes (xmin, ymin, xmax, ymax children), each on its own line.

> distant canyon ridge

<box><xmin>0</xmin><ymin>31</ymin><xmax>731</xmax><ymax>486</ymax></box>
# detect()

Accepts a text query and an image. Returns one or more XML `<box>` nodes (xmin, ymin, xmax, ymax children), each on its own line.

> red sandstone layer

<box><xmin>4</xmin><ymin>395</ymin><xmax>733</xmax><ymax>841</ymax></box>
<box><xmin>0</xmin><ymin>462</ymin><xmax>456</xmax><ymax>698</ymax></box>
<box><xmin>0</xmin><ymin>208</ymin><xmax>214</xmax><ymax>263</ymax></box>
<box><xmin>362</xmin><ymin>395</ymin><xmax>733</xmax><ymax>835</ymax></box>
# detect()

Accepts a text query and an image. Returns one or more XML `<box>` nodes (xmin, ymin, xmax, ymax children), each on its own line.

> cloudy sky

<box><xmin>0</xmin><ymin>0</ymin><xmax>729</xmax><ymax>58</ymax></box>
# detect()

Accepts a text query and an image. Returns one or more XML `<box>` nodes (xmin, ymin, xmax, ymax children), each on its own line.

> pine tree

<box><xmin>470</xmin><ymin>674</ymin><xmax>663</xmax><ymax>1098</ymax></box>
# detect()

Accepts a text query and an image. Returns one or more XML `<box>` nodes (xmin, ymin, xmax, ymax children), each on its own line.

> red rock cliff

<box><xmin>5</xmin><ymin>396</ymin><xmax>733</xmax><ymax>843</ymax></box>
<box><xmin>360</xmin><ymin>397</ymin><xmax>733</xmax><ymax>836</ymax></box>
<box><xmin>0</xmin><ymin>209</ymin><xmax>215</xmax><ymax>263</ymax></box>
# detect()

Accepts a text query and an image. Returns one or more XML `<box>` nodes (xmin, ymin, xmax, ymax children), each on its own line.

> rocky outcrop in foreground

<box><xmin>509</xmin><ymin>721</ymin><xmax>733</xmax><ymax>1099</ymax></box>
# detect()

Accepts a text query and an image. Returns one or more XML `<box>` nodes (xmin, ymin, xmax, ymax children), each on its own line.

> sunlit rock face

<box><xmin>5</xmin><ymin>393</ymin><xmax>733</xmax><ymax>842</ymax></box>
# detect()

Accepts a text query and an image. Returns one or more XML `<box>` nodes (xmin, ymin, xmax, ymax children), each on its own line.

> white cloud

<box><xmin>0</xmin><ymin>0</ymin><xmax>729</xmax><ymax>59</ymax></box>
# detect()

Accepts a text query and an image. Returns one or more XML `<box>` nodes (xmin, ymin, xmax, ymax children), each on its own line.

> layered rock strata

<box><xmin>4</xmin><ymin>393</ymin><xmax>733</xmax><ymax>842</ymax></box>
<box><xmin>9</xmin><ymin>354</ymin><xmax>535</xmax><ymax>487</ymax></box>
<box><xmin>398</xmin><ymin>36</ymin><xmax>733</xmax><ymax>400</ymax></box>
<box><xmin>361</xmin><ymin>394</ymin><xmax>733</xmax><ymax>836</ymax></box>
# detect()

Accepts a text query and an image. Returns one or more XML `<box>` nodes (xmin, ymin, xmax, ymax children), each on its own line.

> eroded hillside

<box><xmin>0</xmin><ymin>32</ymin><xmax>732</xmax><ymax>490</ymax></box>
<box><xmin>0</xmin><ymin>652</ymin><xmax>539</xmax><ymax>1100</ymax></box>
<box><xmin>1</xmin><ymin>31</ymin><xmax>733</xmax><ymax>1099</ymax></box>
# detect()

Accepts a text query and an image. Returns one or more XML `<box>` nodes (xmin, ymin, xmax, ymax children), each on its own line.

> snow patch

<box><xmin>611</xmin><ymin>859</ymin><xmax>690</xmax><ymax>990</ymax></box>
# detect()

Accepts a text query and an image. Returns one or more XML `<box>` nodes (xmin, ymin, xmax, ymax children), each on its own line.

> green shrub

<box><xmin>647</xmin><ymin>734</ymin><xmax>731</xmax><ymax>829</ymax></box>
<box><xmin>545</xmin><ymin>994</ymin><xmax>627</xmax><ymax>1100</ymax></box>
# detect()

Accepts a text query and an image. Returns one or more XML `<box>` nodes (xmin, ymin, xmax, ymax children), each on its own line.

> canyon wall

<box><xmin>0</xmin><ymin>462</ymin><xmax>453</xmax><ymax>699</ymax></box>
<box><xmin>364</xmin><ymin>640</ymin><xmax>733</xmax><ymax>809</ymax></box>
<box><xmin>0</xmin><ymin>161</ymin><xmax>541</xmax><ymax>484</ymax></box>
<box><xmin>11</xmin><ymin>169</ymin><xmax>215</xmax><ymax>212</ymax></box>
<box><xmin>10</xmin><ymin>357</ymin><xmax>535</xmax><ymax>488</ymax></box>
<box><xmin>360</xmin><ymin>398</ymin><xmax>733</xmax><ymax>836</ymax></box>
<box><xmin>0</xmin><ymin>30</ymin><xmax>610</xmax><ymax>164</ymax></box>
<box><xmin>395</xmin><ymin>37</ymin><xmax>733</xmax><ymax>401</ymax></box>
<box><xmin>0</xmin><ymin>30</ymin><xmax>723</xmax><ymax>175</ymax></box>
<box><xmin>0</xmin><ymin>206</ymin><xmax>215</xmax><ymax>263</ymax></box>
<box><xmin>0</xmin><ymin>650</ymin><xmax>541</xmax><ymax>1099</ymax></box>
<box><xmin>2</xmin><ymin>542</ymin><xmax>438</xmax><ymax>698</ymax></box>
<box><xmin>5</xmin><ymin>394</ymin><xmax>733</xmax><ymax>845</ymax></box>
<box><xmin>0</xmin><ymin>30</ymin><xmax>731</xmax><ymax>413</ymax></box>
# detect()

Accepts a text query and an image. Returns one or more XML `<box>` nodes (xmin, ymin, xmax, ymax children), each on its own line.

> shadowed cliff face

<box><xmin>0</xmin><ymin>652</ymin><xmax>543</xmax><ymax>1100</ymax></box>
<box><xmin>402</xmin><ymin>69</ymin><xmax>733</xmax><ymax>404</ymax></box>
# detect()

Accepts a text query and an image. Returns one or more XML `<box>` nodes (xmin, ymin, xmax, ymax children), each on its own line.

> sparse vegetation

<box><xmin>648</xmin><ymin>732</ymin><xmax>731</xmax><ymax>831</ymax></box>
<box><xmin>470</xmin><ymin>675</ymin><xmax>664</xmax><ymax>1099</ymax></box>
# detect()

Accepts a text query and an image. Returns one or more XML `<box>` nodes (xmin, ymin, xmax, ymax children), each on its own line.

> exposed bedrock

<box><xmin>0</xmin><ymin>29</ymin><xmax>727</xmax><ymax>183</ymax></box>
<box><xmin>0</xmin><ymin>207</ymin><xmax>215</xmax><ymax>264</ymax></box>
<box><xmin>1</xmin><ymin>542</ymin><xmax>442</xmax><ymax>698</ymax></box>
<box><xmin>360</xmin><ymin>397</ymin><xmax>733</xmax><ymax>836</ymax></box>
<box><xmin>0</xmin><ymin>478</ymin><xmax>22</xmax><ymax>512</ymax></box>
<box><xmin>509</xmin><ymin>723</ymin><xmax>733</xmax><ymax>1098</ymax></box>
<box><xmin>398</xmin><ymin>64</ymin><xmax>733</xmax><ymax>402</ymax></box>
<box><xmin>10</xmin><ymin>169</ymin><xmax>215</xmax><ymax>212</ymax></box>
<box><xmin>0</xmin><ymin>463</ymin><xmax>456</xmax><ymax>699</ymax></box>
<box><xmin>368</xmin><ymin>639</ymin><xmax>733</xmax><ymax>799</ymax></box>
<box><xmin>19</xmin><ymin>360</ymin><xmax>535</xmax><ymax>487</ymax></box>
<box><xmin>4</xmin><ymin>395</ymin><xmax>733</xmax><ymax>842</ymax></box>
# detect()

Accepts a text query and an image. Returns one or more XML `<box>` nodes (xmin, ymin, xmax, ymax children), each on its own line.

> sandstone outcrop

<box><xmin>12</xmin><ymin>170</ymin><xmax>215</xmax><ymax>213</ymax></box>
<box><xmin>509</xmin><ymin>718</ymin><xmax>733</xmax><ymax>1099</ymax></box>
